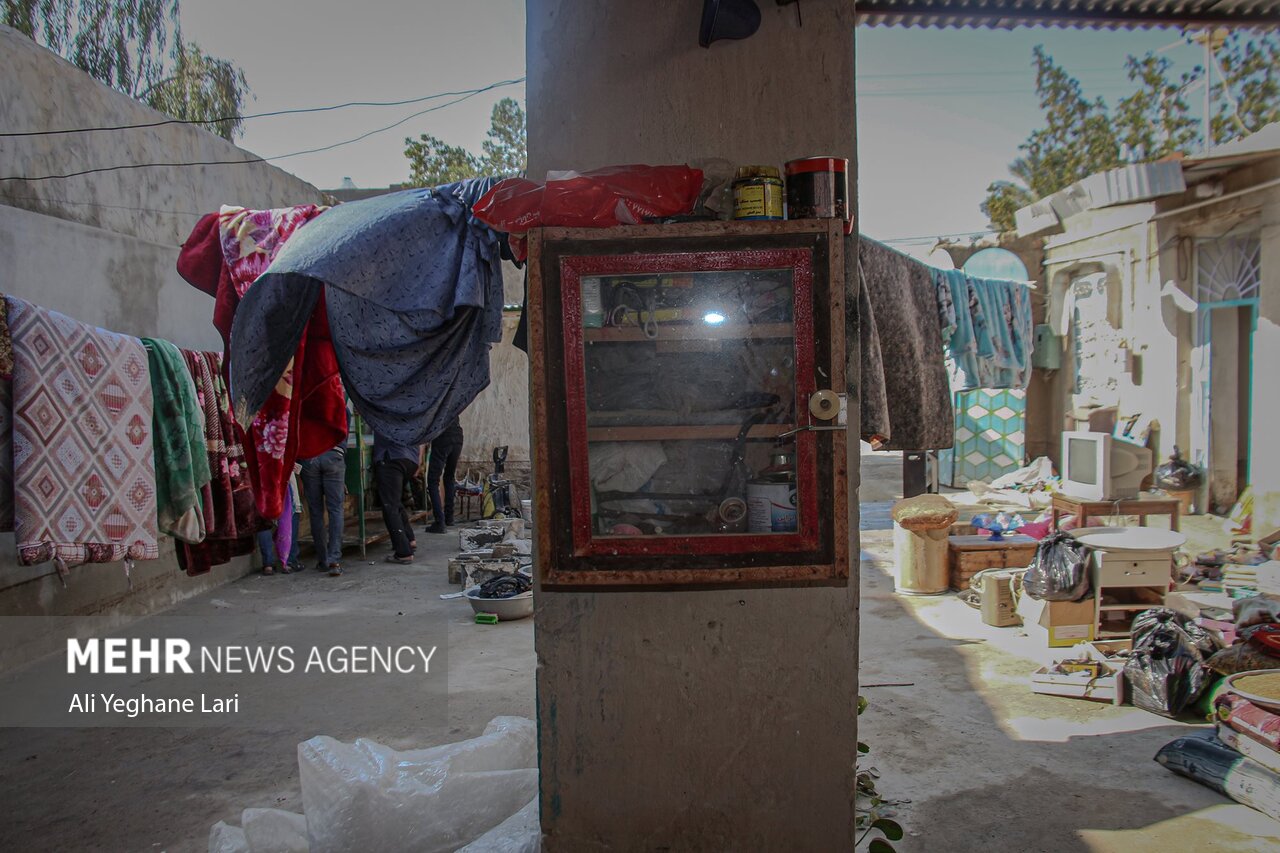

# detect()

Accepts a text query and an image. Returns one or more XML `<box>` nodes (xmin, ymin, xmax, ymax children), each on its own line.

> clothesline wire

<box><xmin>879</xmin><ymin>229</ymin><xmax>1000</xmax><ymax>244</ymax></box>
<box><xmin>1</xmin><ymin>80</ymin><xmax>521</xmax><ymax>182</ymax></box>
<box><xmin>0</xmin><ymin>77</ymin><xmax>526</xmax><ymax>138</ymax></box>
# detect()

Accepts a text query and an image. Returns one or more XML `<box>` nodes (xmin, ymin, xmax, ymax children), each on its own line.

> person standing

<box><xmin>258</xmin><ymin>466</ymin><xmax>304</xmax><ymax>575</ymax></box>
<box><xmin>426</xmin><ymin>416</ymin><xmax>464</xmax><ymax>534</ymax></box>
<box><xmin>300</xmin><ymin>442</ymin><xmax>347</xmax><ymax>576</ymax></box>
<box><xmin>373</xmin><ymin>431</ymin><xmax>420</xmax><ymax>564</ymax></box>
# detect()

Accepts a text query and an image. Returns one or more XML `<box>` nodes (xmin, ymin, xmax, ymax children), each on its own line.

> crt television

<box><xmin>1060</xmin><ymin>431</ymin><xmax>1153</xmax><ymax>501</ymax></box>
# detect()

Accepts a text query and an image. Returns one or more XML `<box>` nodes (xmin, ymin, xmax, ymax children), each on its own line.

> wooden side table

<box><xmin>1050</xmin><ymin>493</ymin><xmax>1181</xmax><ymax>532</ymax></box>
<box><xmin>947</xmin><ymin>534</ymin><xmax>1039</xmax><ymax>591</ymax></box>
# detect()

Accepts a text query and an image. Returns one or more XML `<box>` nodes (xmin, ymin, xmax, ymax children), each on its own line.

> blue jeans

<box><xmin>257</xmin><ymin>513</ymin><xmax>300</xmax><ymax>567</ymax></box>
<box><xmin>301</xmin><ymin>447</ymin><xmax>346</xmax><ymax>566</ymax></box>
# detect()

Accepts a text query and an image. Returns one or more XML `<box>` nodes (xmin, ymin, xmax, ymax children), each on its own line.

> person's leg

<box><xmin>301</xmin><ymin>459</ymin><xmax>328</xmax><ymax>567</ymax></box>
<box><xmin>287</xmin><ymin>511</ymin><xmax>301</xmax><ymax>567</ymax></box>
<box><xmin>399</xmin><ymin>460</ymin><xmax>417</xmax><ymax>551</ymax></box>
<box><xmin>321</xmin><ymin>449</ymin><xmax>346</xmax><ymax>567</ymax></box>
<box><xmin>442</xmin><ymin>441</ymin><xmax>462</xmax><ymax>526</ymax></box>
<box><xmin>256</xmin><ymin>529</ymin><xmax>278</xmax><ymax>574</ymax></box>
<box><xmin>426</xmin><ymin>443</ymin><xmax>447</xmax><ymax>532</ymax></box>
<box><xmin>374</xmin><ymin>459</ymin><xmax>413</xmax><ymax>558</ymax></box>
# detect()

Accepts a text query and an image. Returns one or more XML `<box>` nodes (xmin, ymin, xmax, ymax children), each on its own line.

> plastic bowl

<box><xmin>465</xmin><ymin>588</ymin><xmax>534</xmax><ymax>621</ymax></box>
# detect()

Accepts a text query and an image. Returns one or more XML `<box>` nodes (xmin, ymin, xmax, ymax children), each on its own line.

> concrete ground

<box><xmin>0</xmin><ymin>450</ymin><xmax>1274</xmax><ymax>851</ymax></box>
<box><xmin>0</xmin><ymin>530</ymin><xmax>536</xmax><ymax>852</ymax></box>
<box><xmin>859</xmin><ymin>526</ymin><xmax>1280</xmax><ymax>852</ymax></box>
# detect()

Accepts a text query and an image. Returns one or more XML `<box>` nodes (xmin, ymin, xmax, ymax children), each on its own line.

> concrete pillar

<box><xmin>1250</xmin><ymin>224</ymin><xmax>1280</xmax><ymax>535</ymax></box>
<box><xmin>526</xmin><ymin>2</ymin><xmax>860</xmax><ymax>848</ymax></box>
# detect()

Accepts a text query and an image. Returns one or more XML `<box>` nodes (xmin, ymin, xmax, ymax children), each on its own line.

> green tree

<box><xmin>481</xmin><ymin>98</ymin><xmax>528</xmax><ymax>177</ymax></box>
<box><xmin>982</xmin><ymin>34</ymin><xmax>1280</xmax><ymax>231</ymax></box>
<box><xmin>1114</xmin><ymin>54</ymin><xmax>1199</xmax><ymax>162</ymax></box>
<box><xmin>404</xmin><ymin>134</ymin><xmax>484</xmax><ymax>187</ymax></box>
<box><xmin>2</xmin><ymin>0</ymin><xmax>249</xmax><ymax>139</ymax></box>
<box><xmin>1211</xmin><ymin>32</ymin><xmax>1280</xmax><ymax>147</ymax></box>
<box><xmin>404</xmin><ymin>97</ymin><xmax>527</xmax><ymax>187</ymax></box>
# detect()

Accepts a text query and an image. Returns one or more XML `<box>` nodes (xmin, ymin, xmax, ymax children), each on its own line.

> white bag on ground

<box><xmin>299</xmin><ymin>716</ymin><xmax>538</xmax><ymax>853</ymax></box>
<box><xmin>242</xmin><ymin>808</ymin><xmax>309</xmax><ymax>853</ymax></box>
<box><xmin>208</xmin><ymin>821</ymin><xmax>250</xmax><ymax>853</ymax></box>
<box><xmin>458</xmin><ymin>796</ymin><xmax>540</xmax><ymax>853</ymax></box>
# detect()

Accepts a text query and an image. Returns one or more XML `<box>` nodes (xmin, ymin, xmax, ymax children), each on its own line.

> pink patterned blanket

<box><xmin>7</xmin><ymin>296</ymin><xmax>159</xmax><ymax>567</ymax></box>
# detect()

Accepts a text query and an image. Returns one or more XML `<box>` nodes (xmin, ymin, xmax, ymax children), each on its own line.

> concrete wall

<box><xmin>1041</xmin><ymin>154</ymin><xmax>1280</xmax><ymax>523</ymax></box>
<box><xmin>1041</xmin><ymin>204</ymin><xmax>1175</xmax><ymax>469</ymax></box>
<box><xmin>527</xmin><ymin>2</ymin><xmax>860</xmax><ymax>849</ymax></box>
<box><xmin>459</xmin><ymin>261</ymin><xmax>531</xmax><ymax>467</ymax></box>
<box><xmin>0</xmin><ymin>25</ymin><xmax>326</xmax><ymax>672</ymax></box>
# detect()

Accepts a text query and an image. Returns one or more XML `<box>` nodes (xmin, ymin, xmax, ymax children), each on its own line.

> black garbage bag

<box><xmin>1154</xmin><ymin>446</ymin><xmax>1202</xmax><ymax>490</ymax></box>
<box><xmin>1022</xmin><ymin>531</ymin><xmax>1091</xmax><ymax>601</ymax></box>
<box><xmin>1124</xmin><ymin>608</ymin><xmax>1221</xmax><ymax>717</ymax></box>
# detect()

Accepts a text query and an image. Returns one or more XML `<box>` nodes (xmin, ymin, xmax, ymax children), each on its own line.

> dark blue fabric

<box><xmin>229</xmin><ymin>178</ymin><xmax>505</xmax><ymax>447</ymax></box>
<box><xmin>372</xmin><ymin>433</ymin><xmax>419</xmax><ymax>466</ymax></box>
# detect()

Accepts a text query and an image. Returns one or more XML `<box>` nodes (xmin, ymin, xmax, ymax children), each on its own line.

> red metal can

<box><xmin>785</xmin><ymin>157</ymin><xmax>851</xmax><ymax>233</ymax></box>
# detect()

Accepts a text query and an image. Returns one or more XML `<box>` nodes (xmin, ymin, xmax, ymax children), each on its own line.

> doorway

<box><xmin>1192</xmin><ymin>235</ymin><xmax>1260</xmax><ymax>514</ymax></box>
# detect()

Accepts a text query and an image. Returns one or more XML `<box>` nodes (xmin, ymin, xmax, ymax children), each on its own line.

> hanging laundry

<box><xmin>229</xmin><ymin>178</ymin><xmax>506</xmax><ymax>448</ymax></box>
<box><xmin>142</xmin><ymin>338</ymin><xmax>212</xmax><ymax>544</ymax></box>
<box><xmin>176</xmin><ymin>350</ymin><xmax>261</xmax><ymax>576</ymax></box>
<box><xmin>6</xmin><ymin>295</ymin><xmax>159</xmax><ymax>569</ymax></box>
<box><xmin>0</xmin><ymin>294</ymin><xmax>13</xmax><ymax>533</ymax></box>
<box><xmin>176</xmin><ymin>204</ymin><xmax>347</xmax><ymax>521</ymax></box>
<box><xmin>935</xmin><ymin>269</ymin><xmax>1034</xmax><ymax>392</ymax></box>
<box><xmin>858</xmin><ymin>238</ymin><xmax>955</xmax><ymax>451</ymax></box>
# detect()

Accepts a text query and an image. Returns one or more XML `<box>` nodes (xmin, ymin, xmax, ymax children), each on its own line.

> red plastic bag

<box><xmin>473</xmin><ymin>165</ymin><xmax>704</xmax><ymax>260</ymax></box>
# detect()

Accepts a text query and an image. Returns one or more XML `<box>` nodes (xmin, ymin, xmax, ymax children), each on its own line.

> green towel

<box><xmin>143</xmin><ymin>338</ymin><xmax>212</xmax><ymax>543</ymax></box>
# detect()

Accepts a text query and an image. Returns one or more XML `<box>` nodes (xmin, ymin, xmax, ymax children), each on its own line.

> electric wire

<box><xmin>1</xmin><ymin>79</ymin><xmax>522</xmax><ymax>182</ymax></box>
<box><xmin>0</xmin><ymin>77</ymin><xmax>526</xmax><ymax>138</ymax></box>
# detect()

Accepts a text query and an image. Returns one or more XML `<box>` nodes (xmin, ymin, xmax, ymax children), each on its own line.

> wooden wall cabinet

<box><xmin>529</xmin><ymin>221</ymin><xmax>848</xmax><ymax>588</ymax></box>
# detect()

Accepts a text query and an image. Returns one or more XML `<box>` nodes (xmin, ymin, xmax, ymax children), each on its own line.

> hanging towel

<box><xmin>177</xmin><ymin>350</ymin><xmax>261</xmax><ymax>576</ymax></box>
<box><xmin>0</xmin><ymin>294</ymin><xmax>13</xmax><ymax>533</ymax></box>
<box><xmin>6</xmin><ymin>295</ymin><xmax>159</xmax><ymax>567</ymax></box>
<box><xmin>228</xmin><ymin>178</ymin><xmax>505</xmax><ymax>448</ymax></box>
<box><xmin>176</xmin><ymin>204</ymin><xmax>346</xmax><ymax>521</ymax></box>
<box><xmin>935</xmin><ymin>270</ymin><xmax>1034</xmax><ymax>392</ymax></box>
<box><xmin>142</xmin><ymin>338</ymin><xmax>212</xmax><ymax>543</ymax></box>
<box><xmin>857</xmin><ymin>239</ymin><xmax>954</xmax><ymax>451</ymax></box>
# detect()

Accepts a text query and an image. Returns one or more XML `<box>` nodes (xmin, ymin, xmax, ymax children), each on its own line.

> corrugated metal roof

<box><xmin>857</xmin><ymin>1</ymin><xmax>1280</xmax><ymax>30</ymax></box>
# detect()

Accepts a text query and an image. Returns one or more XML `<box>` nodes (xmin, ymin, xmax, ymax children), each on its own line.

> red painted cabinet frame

<box><xmin>529</xmin><ymin>221</ymin><xmax>848</xmax><ymax>589</ymax></box>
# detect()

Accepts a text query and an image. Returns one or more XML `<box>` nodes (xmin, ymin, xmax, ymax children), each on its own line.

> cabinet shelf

<box><xmin>583</xmin><ymin>323</ymin><xmax>793</xmax><ymax>343</ymax></box>
<box><xmin>585</xmin><ymin>423</ymin><xmax>793</xmax><ymax>442</ymax></box>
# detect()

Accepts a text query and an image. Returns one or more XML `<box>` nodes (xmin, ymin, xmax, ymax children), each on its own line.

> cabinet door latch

<box><xmin>778</xmin><ymin>392</ymin><xmax>848</xmax><ymax>437</ymax></box>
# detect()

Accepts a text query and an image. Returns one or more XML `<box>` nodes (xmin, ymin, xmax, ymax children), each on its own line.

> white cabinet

<box><xmin>1089</xmin><ymin>548</ymin><xmax>1173</xmax><ymax>638</ymax></box>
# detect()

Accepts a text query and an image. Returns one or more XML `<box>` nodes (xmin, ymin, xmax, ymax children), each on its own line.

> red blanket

<box><xmin>177</xmin><ymin>207</ymin><xmax>346</xmax><ymax>520</ymax></box>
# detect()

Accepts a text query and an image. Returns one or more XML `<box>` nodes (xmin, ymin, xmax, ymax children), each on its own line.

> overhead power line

<box><xmin>0</xmin><ymin>77</ymin><xmax>526</xmax><ymax>138</ymax></box>
<box><xmin>1</xmin><ymin>79</ymin><xmax>523</xmax><ymax>182</ymax></box>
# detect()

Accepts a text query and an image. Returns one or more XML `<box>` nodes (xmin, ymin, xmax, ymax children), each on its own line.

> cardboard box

<box><xmin>1031</xmin><ymin>654</ymin><xmax>1124</xmax><ymax>705</ymax></box>
<box><xmin>1039</xmin><ymin>598</ymin><xmax>1096</xmax><ymax>648</ymax></box>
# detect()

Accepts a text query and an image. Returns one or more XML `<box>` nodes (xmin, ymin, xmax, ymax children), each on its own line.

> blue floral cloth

<box><xmin>229</xmin><ymin>178</ymin><xmax>505</xmax><ymax>447</ymax></box>
<box><xmin>934</xmin><ymin>269</ymin><xmax>1033</xmax><ymax>391</ymax></box>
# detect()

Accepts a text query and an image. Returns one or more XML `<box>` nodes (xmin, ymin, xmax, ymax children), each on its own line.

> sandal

<box><xmin>262</xmin><ymin>565</ymin><xmax>275</xmax><ymax>576</ymax></box>
<box><xmin>385</xmin><ymin>554</ymin><xmax>414</xmax><ymax>565</ymax></box>
<box><xmin>328</xmin><ymin>563</ymin><xmax>343</xmax><ymax>577</ymax></box>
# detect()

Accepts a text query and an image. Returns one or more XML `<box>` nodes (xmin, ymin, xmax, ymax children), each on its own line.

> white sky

<box><xmin>180</xmin><ymin>3</ymin><xmax>1208</xmax><ymax>244</ymax></box>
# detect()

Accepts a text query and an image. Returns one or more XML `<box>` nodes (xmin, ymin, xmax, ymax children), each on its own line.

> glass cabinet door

<box><xmin>533</xmin><ymin>223</ymin><xmax>846</xmax><ymax>587</ymax></box>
